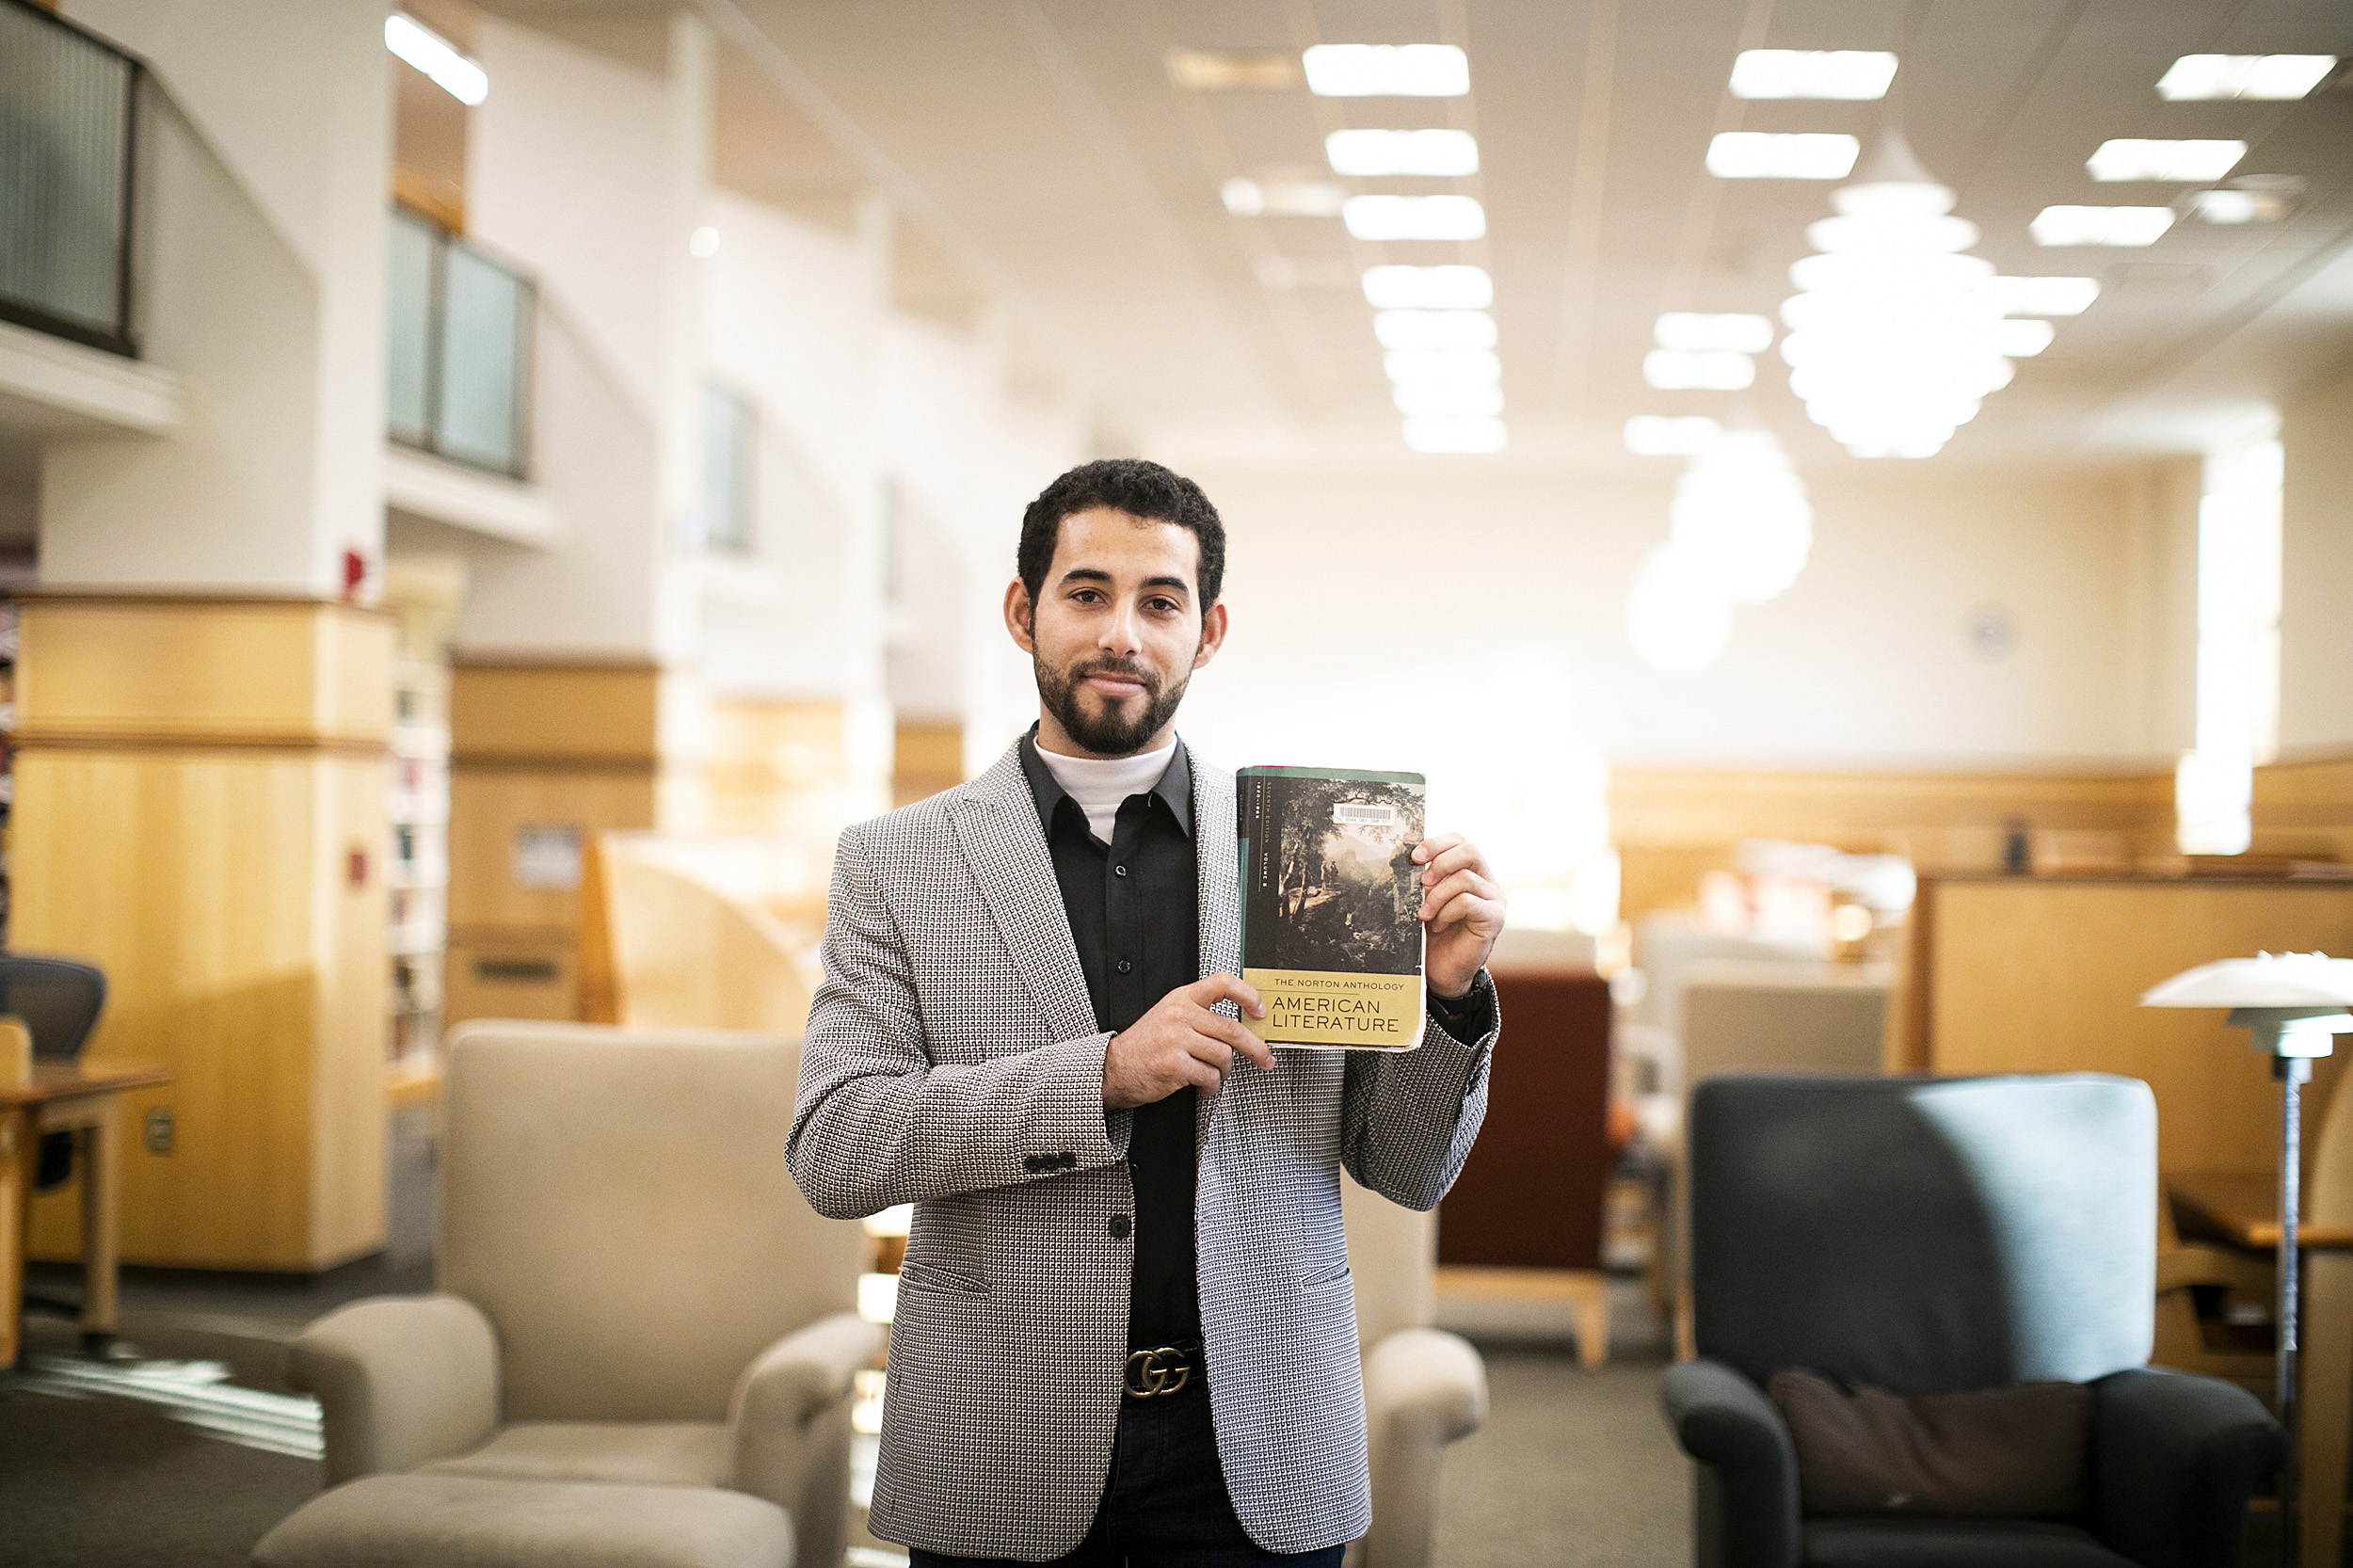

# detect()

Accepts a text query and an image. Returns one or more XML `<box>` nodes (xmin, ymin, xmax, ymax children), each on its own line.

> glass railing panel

<box><xmin>435</xmin><ymin>240</ymin><xmax>528</xmax><ymax>476</ymax></box>
<box><xmin>385</xmin><ymin>208</ymin><xmax>436</xmax><ymax>448</ymax></box>
<box><xmin>701</xmin><ymin>380</ymin><xmax>756</xmax><ymax>552</ymax></box>
<box><xmin>0</xmin><ymin>2</ymin><xmax>138</xmax><ymax>354</ymax></box>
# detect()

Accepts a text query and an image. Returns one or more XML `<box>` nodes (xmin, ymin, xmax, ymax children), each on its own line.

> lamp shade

<box><xmin>2140</xmin><ymin>952</ymin><xmax>2353</xmax><ymax>1008</ymax></box>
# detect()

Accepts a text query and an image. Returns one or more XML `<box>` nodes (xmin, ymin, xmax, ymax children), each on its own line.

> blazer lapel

<box><xmin>1191</xmin><ymin>744</ymin><xmax>1241</xmax><ymax>1153</ymax></box>
<box><xmin>947</xmin><ymin>743</ymin><xmax>1101</xmax><ymax>1048</ymax></box>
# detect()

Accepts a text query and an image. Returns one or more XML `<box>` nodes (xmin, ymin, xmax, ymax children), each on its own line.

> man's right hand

<box><xmin>1103</xmin><ymin>975</ymin><xmax>1273</xmax><ymax>1108</ymax></box>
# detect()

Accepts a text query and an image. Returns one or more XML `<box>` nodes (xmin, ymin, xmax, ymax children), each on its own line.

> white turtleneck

<box><xmin>1035</xmin><ymin>737</ymin><xmax>1176</xmax><ymax>844</ymax></box>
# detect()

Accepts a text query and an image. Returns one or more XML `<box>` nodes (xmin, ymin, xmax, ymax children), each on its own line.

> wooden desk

<box><xmin>2171</xmin><ymin>1170</ymin><xmax>2353</xmax><ymax>1252</ymax></box>
<box><xmin>1</xmin><ymin>1061</ymin><xmax>170</xmax><ymax>1366</ymax></box>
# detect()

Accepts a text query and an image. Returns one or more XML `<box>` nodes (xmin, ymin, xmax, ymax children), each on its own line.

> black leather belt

<box><xmin>1122</xmin><ymin>1341</ymin><xmax>1202</xmax><ymax>1399</ymax></box>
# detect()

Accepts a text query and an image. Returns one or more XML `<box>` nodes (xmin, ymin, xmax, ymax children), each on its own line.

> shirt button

<box><xmin>1109</xmin><ymin>1214</ymin><xmax>1132</xmax><ymax>1240</ymax></box>
<box><xmin>1115</xmin><ymin>959</ymin><xmax>1132</xmax><ymax>974</ymax></box>
<box><xmin>1113</xmin><ymin>864</ymin><xmax>1128</xmax><ymax>877</ymax></box>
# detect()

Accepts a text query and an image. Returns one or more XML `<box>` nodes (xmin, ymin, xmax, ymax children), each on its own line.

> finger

<box><xmin>1411</xmin><ymin>831</ymin><xmax>1466</xmax><ymax>866</ymax></box>
<box><xmin>1180</xmin><ymin>1032</ymin><xmax>1237</xmax><ymax>1076</ymax></box>
<box><xmin>1198</xmin><ymin>1012</ymin><xmax>1276</xmax><ymax>1072</ymax></box>
<box><xmin>1419</xmin><ymin>842</ymin><xmax>1488</xmax><ymax>888</ymax></box>
<box><xmin>1179</xmin><ymin>1055</ymin><xmax>1225</xmax><ymax>1096</ymax></box>
<box><xmin>1427</xmin><ymin>890</ymin><xmax>1504</xmax><ymax>933</ymax></box>
<box><xmin>1191</xmin><ymin>972</ymin><xmax>1267</xmax><ymax>1018</ymax></box>
<box><xmin>1418</xmin><ymin>868</ymin><xmax>1499</xmax><ymax>919</ymax></box>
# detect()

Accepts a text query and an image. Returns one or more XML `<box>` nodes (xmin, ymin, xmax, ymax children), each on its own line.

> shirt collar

<box><xmin>1018</xmin><ymin>724</ymin><xmax>1193</xmax><ymax>840</ymax></box>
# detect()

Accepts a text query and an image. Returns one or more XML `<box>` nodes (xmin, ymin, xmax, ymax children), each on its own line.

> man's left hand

<box><xmin>1413</xmin><ymin>832</ymin><xmax>1504</xmax><ymax>1000</ymax></box>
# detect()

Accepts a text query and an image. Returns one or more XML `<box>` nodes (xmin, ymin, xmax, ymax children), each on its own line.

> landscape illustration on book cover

<box><xmin>1238</xmin><ymin>766</ymin><xmax>1426</xmax><ymax>1050</ymax></box>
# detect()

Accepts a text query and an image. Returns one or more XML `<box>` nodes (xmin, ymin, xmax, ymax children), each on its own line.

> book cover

<box><xmin>1236</xmin><ymin>765</ymin><xmax>1426</xmax><ymax>1051</ymax></box>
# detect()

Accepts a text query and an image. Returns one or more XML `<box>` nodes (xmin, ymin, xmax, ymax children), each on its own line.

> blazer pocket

<box><xmin>1304</xmin><ymin>1265</ymin><xmax>1353</xmax><ymax>1291</ymax></box>
<box><xmin>896</xmin><ymin>1260</ymin><xmax>992</xmax><ymax>1297</ymax></box>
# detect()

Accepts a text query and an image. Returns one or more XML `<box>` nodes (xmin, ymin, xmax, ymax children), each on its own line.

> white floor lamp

<box><xmin>2144</xmin><ymin>952</ymin><xmax>2353</xmax><ymax>1568</ymax></box>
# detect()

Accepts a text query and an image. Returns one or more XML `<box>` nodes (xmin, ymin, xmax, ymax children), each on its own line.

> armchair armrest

<box><xmin>284</xmin><ymin>1293</ymin><xmax>499</xmax><ymax>1485</ymax></box>
<box><xmin>1360</xmin><ymin>1327</ymin><xmax>1486</xmax><ymax>1568</ymax></box>
<box><xmin>2094</xmin><ymin>1367</ymin><xmax>2284</xmax><ymax>1568</ymax></box>
<box><xmin>1658</xmin><ymin>1359</ymin><xmax>1801</xmax><ymax>1568</ymax></box>
<box><xmin>729</xmin><ymin>1311</ymin><xmax>882</xmax><ymax>1564</ymax></box>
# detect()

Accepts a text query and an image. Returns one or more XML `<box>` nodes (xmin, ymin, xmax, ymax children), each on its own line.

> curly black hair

<box><xmin>1016</xmin><ymin>457</ymin><xmax>1225</xmax><ymax>614</ymax></box>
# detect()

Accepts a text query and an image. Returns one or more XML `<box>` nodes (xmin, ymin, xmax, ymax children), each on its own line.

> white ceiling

<box><xmin>488</xmin><ymin>0</ymin><xmax>2353</xmax><ymax>470</ymax></box>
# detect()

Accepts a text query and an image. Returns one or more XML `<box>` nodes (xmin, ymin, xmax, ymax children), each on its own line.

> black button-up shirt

<box><xmin>1018</xmin><ymin>728</ymin><xmax>1203</xmax><ymax>1352</ymax></box>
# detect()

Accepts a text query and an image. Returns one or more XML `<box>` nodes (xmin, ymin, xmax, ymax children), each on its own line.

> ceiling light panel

<box><xmin>1996</xmin><ymin>319</ymin><xmax>2056</xmax><ymax>357</ymax></box>
<box><xmin>2087</xmin><ymin>139</ymin><xmax>2247</xmax><ymax>183</ymax></box>
<box><xmin>1729</xmin><ymin>50</ymin><xmax>1898</xmax><ymax>101</ymax></box>
<box><xmin>1362</xmin><ymin>265</ymin><xmax>1493</xmax><ymax>309</ymax></box>
<box><xmin>2186</xmin><ymin>188</ymin><xmax>2293</xmax><ymax>225</ymax></box>
<box><xmin>1643</xmin><ymin>350</ymin><xmax>1755</xmax><ymax>391</ymax></box>
<box><xmin>1221</xmin><ymin>177</ymin><xmax>1345</xmax><ymax>216</ymax></box>
<box><xmin>1402</xmin><ymin>416</ymin><xmax>1507</xmax><ymax>454</ymax></box>
<box><xmin>1344</xmin><ymin>195</ymin><xmax>1486</xmax><ymax>241</ymax></box>
<box><xmin>2156</xmin><ymin>55</ymin><xmax>2338</xmax><ymax>101</ymax></box>
<box><xmin>1373</xmin><ymin>310</ymin><xmax>1497</xmax><ymax>350</ymax></box>
<box><xmin>2030</xmin><ymin>205</ymin><xmax>2176</xmax><ymax>247</ymax></box>
<box><xmin>1303</xmin><ymin>44</ymin><xmax>1468</xmax><ymax>98</ymax></box>
<box><xmin>1706</xmin><ymin>133</ymin><xmax>1860</xmax><ymax>180</ymax></box>
<box><xmin>1985</xmin><ymin>276</ymin><xmax>2101</xmax><ymax>315</ymax></box>
<box><xmin>1385</xmin><ymin>348</ymin><xmax>1502</xmax><ymax>387</ymax></box>
<box><xmin>1625</xmin><ymin>416</ymin><xmax>1724</xmax><ymax>456</ymax></box>
<box><xmin>1394</xmin><ymin>383</ymin><xmax>1505</xmax><ymax>416</ymax></box>
<box><xmin>1164</xmin><ymin>48</ymin><xmax>1301</xmax><ymax>90</ymax></box>
<box><xmin>1325</xmin><ymin>129</ymin><xmax>1480</xmax><ymax>178</ymax></box>
<box><xmin>1655</xmin><ymin>313</ymin><xmax>1774</xmax><ymax>353</ymax></box>
<box><xmin>386</xmin><ymin>13</ymin><xmax>488</xmax><ymax>105</ymax></box>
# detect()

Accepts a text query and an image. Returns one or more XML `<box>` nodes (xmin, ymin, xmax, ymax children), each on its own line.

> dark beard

<box><xmin>1034</xmin><ymin>650</ymin><xmax>1193</xmax><ymax>757</ymax></box>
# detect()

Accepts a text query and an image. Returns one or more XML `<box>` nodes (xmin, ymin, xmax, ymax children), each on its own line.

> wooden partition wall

<box><xmin>1897</xmin><ymin>876</ymin><xmax>2353</xmax><ymax>1177</ymax></box>
<box><xmin>16</xmin><ymin>594</ymin><xmax>393</xmax><ymax>1271</ymax></box>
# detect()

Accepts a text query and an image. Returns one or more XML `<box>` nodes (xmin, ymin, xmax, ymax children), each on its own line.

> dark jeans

<box><xmin>905</xmin><ymin>1381</ymin><xmax>1348</xmax><ymax>1568</ymax></box>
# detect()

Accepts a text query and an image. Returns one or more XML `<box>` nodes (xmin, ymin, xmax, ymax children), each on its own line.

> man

<box><xmin>790</xmin><ymin>458</ymin><xmax>1503</xmax><ymax>1565</ymax></box>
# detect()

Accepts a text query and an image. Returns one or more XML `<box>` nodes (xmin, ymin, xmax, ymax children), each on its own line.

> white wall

<box><xmin>2281</xmin><ymin>359</ymin><xmax>2353</xmax><ymax>755</ymax></box>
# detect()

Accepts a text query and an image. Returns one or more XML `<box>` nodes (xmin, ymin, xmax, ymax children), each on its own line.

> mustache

<box><xmin>1071</xmin><ymin>659</ymin><xmax>1158</xmax><ymax>691</ymax></box>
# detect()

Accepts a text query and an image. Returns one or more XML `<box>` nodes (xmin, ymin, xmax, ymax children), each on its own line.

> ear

<box><xmin>1191</xmin><ymin>599</ymin><xmax>1229</xmax><ymax>671</ymax></box>
<box><xmin>1003</xmin><ymin>578</ymin><xmax>1037</xmax><ymax>654</ymax></box>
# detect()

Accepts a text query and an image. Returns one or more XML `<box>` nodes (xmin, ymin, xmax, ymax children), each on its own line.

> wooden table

<box><xmin>2170</xmin><ymin>1170</ymin><xmax>2353</xmax><ymax>1252</ymax></box>
<box><xmin>1</xmin><ymin>1060</ymin><xmax>170</xmax><ymax>1367</ymax></box>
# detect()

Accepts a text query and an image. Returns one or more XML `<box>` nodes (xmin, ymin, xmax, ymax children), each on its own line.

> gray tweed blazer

<box><xmin>789</xmin><ymin>738</ymin><xmax>1496</xmax><ymax>1559</ymax></box>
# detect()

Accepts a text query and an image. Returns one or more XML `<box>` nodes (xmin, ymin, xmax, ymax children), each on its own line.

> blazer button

<box><xmin>1115</xmin><ymin>959</ymin><xmax>1133</xmax><ymax>974</ymax></box>
<box><xmin>1109</xmin><ymin>1214</ymin><xmax>1132</xmax><ymax>1240</ymax></box>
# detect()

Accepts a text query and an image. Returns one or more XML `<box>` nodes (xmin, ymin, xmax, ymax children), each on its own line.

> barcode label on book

<box><xmin>1332</xmin><ymin>803</ymin><xmax>1397</xmax><ymax>826</ymax></box>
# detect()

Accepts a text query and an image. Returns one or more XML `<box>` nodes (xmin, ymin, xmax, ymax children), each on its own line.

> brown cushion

<box><xmin>1768</xmin><ymin>1368</ymin><xmax>2092</xmax><ymax>1519</ymax></box>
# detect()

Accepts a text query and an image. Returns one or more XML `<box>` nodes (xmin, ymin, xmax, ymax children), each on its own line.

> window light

<box><xmin>1625</xmin><ymin>415</ymin><xmax>1723</xmax><ymax>456</ymax></box>
<box><xmin>1655</xmin><ymin>312</ymin><xmax>1774</xmax><ymax>353</ymax></box>
<box><xmin>386</xmin><ymin>14</ymin><xmax>488</xmax><ymax>105</ymax></box>
<box><xmin>1303</xmin><ymin>44</ymin><xmax>1469</xmax><ymax>98</ymax></box>
<box><xmin>1221</xmin><ymin>177</ymin><xmax>1345</xmax><ymax>216</ymax></box>
<box><xmin>1385</xmin><ymin>348</ymin><xmax>1501</xmax><ymax>387</ymax></box>
<box><xmin>2087</xmin><ymin>139</ymin><xmax>2247</xmax><ymax>183</ymax></box>
<box><xmin>1642</xmin><ymin>349</ymin><xmax>1754</xmax><ymax>392</ymax></box>
<box><xmin>1393</xmin><ymin>382</ymin><xmax>1504</xmax><ymax>416</ymax></box>
<box><xmin>1984</xmin><ymin>276</ymin><xmax>2100</xmax><ymax>316</ymax></box>
<box><xmin>1705</xmin><ymin>132</ymin><xmax>1860</xmax><ymax>180</ymax></box>
<box><xmin>2156</xmin><ymin>55</ymin><xmax>2337</xmax><ymax>102</ymax></box>
<box><xmin>1373</xmin><ymin>310</ymin><xmax>1497</xmax><ymax>350</ymax></box>
<box><xmin>2029</xmin><ymin>205</ymin><xmax>2175</xmax><ymax>247</ymax></box>
<box><xmin>1995</xmin><ymin>319</ymin><xmax>2055</xmax><ymax>357</ymax></box>
<box><xmin>1362</xmin><ymin>264</ymin><xmax>1493</xmax><ymax>310</ymax></box>
<box><xmin>1729</xmin><ymin>50</ymin><xmax>1897</xmax><ymax>101</ymax></box>
<box><xmin>1326</xmin><ymin>129</ymin><xmax>1479</xmax><ymax>178</ymax></box>
<box><xmin>1402</xmin><ymin>416</ymin><xmax>1507</xmax><ymax>453</ymax></box>
<box><xmin>1343</xmin><ymin>195</ymin><xmax>1486</xmax><ymax>241</ymax></box>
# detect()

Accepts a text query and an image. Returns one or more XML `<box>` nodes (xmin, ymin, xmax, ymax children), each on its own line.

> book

<box><xmin>1236</xmin><ymin>765</ymin><xmax>1426</xmax><ymax>1050</ymax></box>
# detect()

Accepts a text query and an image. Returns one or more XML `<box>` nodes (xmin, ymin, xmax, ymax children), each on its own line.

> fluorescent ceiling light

<box><xmin>1394</xmin><ymin>382</ymin><xmax>1504</xmax><ymax>416</ymax></box>
<box><xmin>2030</xmin><ymin>205</ymin><xmax>2175</xmax><ymax>247</ymax></box>
<box><xmin>2157</xmin><ymin>55</ymin><xmax>2338</xmax><ymax>101</ymax></box>
<box><xmin>1303</xmin><ymin>44</ymin><xmax>1469</xmax><ymax>98</ymax></box>
<box><xmin>1655</xmin><ymin>312</ymin><xmax>1773</xmax><ymax>353</ymax></box>
<box><xmin>2087</xmin><ymin>139</ymin><xmax>2247</xmax><ymax>183</ymax></box>
<box><xmin>1705</xmin><ymin>132</ymin><xmax>1860</xmax><ymax>180</ymax></box>
<box><xmin>1325</xmin><ymin>129</ymin><xmax>1480</xmax><ymax>177</ymax></box>
<box><xmin>1625</xmin><ymin>415</ymin><xmax>1723</xmax><ymax>456</ymax></box>
<box><xmin>1402</xmin><ymin>415</ymin><xmax>1507</xmax><ymax>454</ymax></box>
<box><xmin>1729</xmin><ymin>50</ymin><xmax>1898</xmax><ymax>100</ymax></box>
<box><xmin>1362</xmin><ymin>264</ymin><xmax>1493</xmax><ymax>309</ymax></box>
<box><xmin>1642</xmin><ymin>349</ymin><xmax>1754</xmax><ymax>392</ymax></box>
<box><xmin>1996</xmin><ymin>319</ymin><xmax>2055</xmax><ymax>357</ymax></box>
<box><xmin>386</xmin><ymin>14</ymin><xmax>488</xmax><ymax>105</ymax></box>
<box><xmin>1165</xmin><ymin>48</ymin><xmax>1301</xmax><ymax>90</ymax></box>
<box><xmin>1222</xmin><ymin>177</ymin><xmax>1345</xmax><ymax>216</ymax></box>
<box><xmin>2186</xmin><ymin>187</ymin><xmax>2294</xmax><ymax>225</ymax></box>
<box><xmin>1985</xmin><ymin>276</ymin><xmax>2101</xmax><ymax>316</ymax></box>
<box><xmin>1385</xmin><ymin>348</ymin><xmax>1501</xmax><ymax>387</ymax></box>
<box><xmin>1373</xmin><ymin>310</ymin><xmax>1497</xmax><ymax>350</ymax></box>
<box><xmin>1343</xmin><ymin>195</ymin><xmax>1486</xmax><ymax>241</ymax></box>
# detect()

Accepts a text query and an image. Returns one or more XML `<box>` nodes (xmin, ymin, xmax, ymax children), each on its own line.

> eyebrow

<box><xmin>1054</xmin><ymin>568</ymin><xmax>1193</xmax><ymax>599</ymax></box>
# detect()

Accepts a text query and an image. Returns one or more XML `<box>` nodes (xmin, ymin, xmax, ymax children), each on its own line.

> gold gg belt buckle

<box><xmin>1123</xmin><ymin>1346</ymin><xmax>1193</xmax><ymax>1398</ymax></box>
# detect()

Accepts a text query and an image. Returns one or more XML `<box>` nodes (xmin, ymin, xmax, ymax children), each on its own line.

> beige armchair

<box><xmin>254</xmin><ymin>1022</ymin><xmax>879</xmax><ymax>1568</ymax></box>
<box><xmin>1341</xmin><ymin>1175</ymin><xmax>1488</xmax><ymax>1568</ymax></box>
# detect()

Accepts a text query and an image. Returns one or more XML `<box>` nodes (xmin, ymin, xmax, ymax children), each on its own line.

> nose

<box><xmin>1098</xmin><ymin>598</ymin><xmax>1144</xmax><ymax>656</ymax></box>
